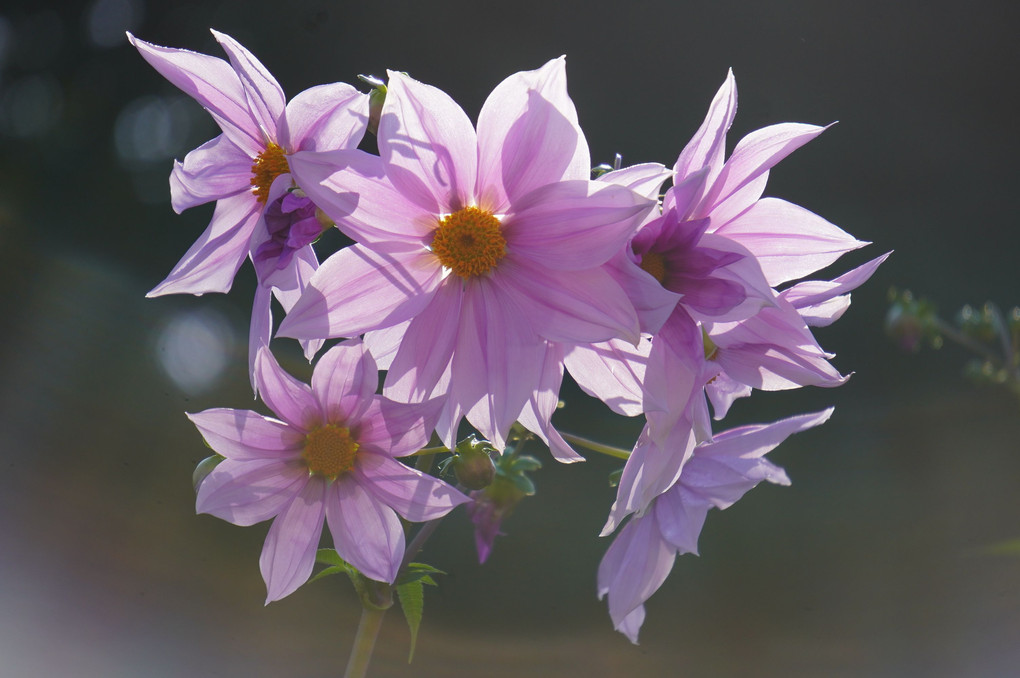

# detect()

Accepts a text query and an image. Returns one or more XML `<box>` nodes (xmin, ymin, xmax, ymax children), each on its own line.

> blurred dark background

<box><xmin>0</xmin><ymin>0</ymin><xmax>1018</xmax><ymax>676</ymax></box>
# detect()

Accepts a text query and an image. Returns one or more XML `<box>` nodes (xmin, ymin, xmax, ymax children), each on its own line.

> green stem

<box><xmin>561</xmin><ymin>432</ymin><xmax>631</xmax><ymax>460</ymax></box>
<box><xmin>344</xmin><ymin>604</ymin><xmax>387</xmax><ymax>678</ymax></box>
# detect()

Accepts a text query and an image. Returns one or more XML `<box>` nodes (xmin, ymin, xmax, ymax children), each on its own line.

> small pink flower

<box><xmin>189</xmin><ymin>340</ymin><xmax>468</xmax><ymax>602</ymax></box>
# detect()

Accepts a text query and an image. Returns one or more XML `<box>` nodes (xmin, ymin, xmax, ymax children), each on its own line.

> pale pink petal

<box><xmin>653</xmin><ymin>485</ymin><xmax>711</xmax><ymax>555</ymax></box>
<box><xmin>128</xmin><ymin>33</ymin><xmax>262</xmax><ymax>154</ymax></box>
<box><xmin>505</xmin><ymin>179</ymin><xmax>653</xmax><ymax>270</ymax></box>
<box><xmin>169</xmin><ymin>134</ymin><xmax>252</xmax><ymax>213</ymax></box>
<box><xmin>211</xmin><ymin>30</ymin><xmax>285</xmax><ymax>142</ymax></box>
<box><xmin>146</xmin><ymin>191</ymin><xmax>260</xmax><ymax>297</ymax></box>
<box><xmin>454</xmin><ymin>281</ymin><xmax>544</xmax><ymax>449</ymax></box>
<box><xmin>188</xmin><ymin>408</ymin><xmax>304</xmax><ymax>460</ymax></box>
<box><xmin>597</xmin><ymin>163</ymin><xmax>671</xmax><ymax>202</ymax></box>
<box><xmin>702</xmin><ymin>170</ymin><xmax>769</xmax><ymax>228</ymax></box>
<box><xmin>287</xmin><ymin>149</ymin><xmax>436</xmax><ymax>246</ymax></box>
<box><xmin>356</xmin><ymin>454</ymin><xmax>469</xmax><ymax>521</ymax></box>
<box><xmin>311</xmin><ymin>339</ymin><xmax>378</xmax><ymax>424</ymax></box>
<box><xmin>496</xmin><ymin>258</ymin><xmax>640</xmax><ymax>344</ymax></box>
<box><xmin>714</xmin><ymin>198</ymin><xmax>867</xmax><ymax>286</ymax></box>
<box><xmin>363</xmin><ymin>322</ymin><xmax>408</xmax><ymax>371</ymax></box>
<box><xmin>325</xmin><ymin>476</ymin><xmax>404</xmax><ymax>583</ymax></box>
<box><xmin>673</xmin><ymin>69</ymin><xmax>737</xmax><ymax>186</ymax></box>
<box><xmin>277</xmin><ymin>244</ymin><xmax>442</xmax><ymax>340</ymax></box>
<box><xmin>604</xmin><ymin>250</ymin><xmax>682</xmax><ymax>334</ymax></box>
<box><xmin>705</xmin><ymin>372</ymin><xmax>751</xmax><ymax>420</ymax></box>
<box><xmin>197</xmin><ymin>457</ymin><xmax>308</xmax><ymax>526</ymax></box>
<box><xmin>598</xmin><ymin>510</ymin><xmax>676</xmax><ymax>644</ymax></box>
<box><xmin>701</xmin><ymin>122</ymin><xmax>828</xmax><ymax>213</ymax></box>
<box><xmin>248</xmin><ymin>284</ymin><xmax>273</xmax><ymax>393</ymax></box>
<box><xmin>476</xmin><ymin>57</ymin><xmax>589</xmax><ymax>208</ymax></box>
<box><xmin>253</xmin><ymin>346</ymin><xmax>319</xmax><ymax>429</ymax></box>
<box><xmin>280</xmin><ymin>82</ymin><xmax>369</xmax><ymax>152</ymax></box>
<box><xmin>356</xmin><ymin>398</ymin><xmax>442</xmax><ymax>458</ymax></box>
<box><xmin>781</xmin><ymin>252</ymin><xmax>891</xmax><ymax>326</ymax></box>
<box><xmin>601</xmin><ymin>418</ymin><xmax>696</xmax><ymax>537</ymax></box>
<box><xmin>564</xmin><ymin>337</ymin><xmax>650</xmax><ymax>417</ymax></box>
<box><xmin>384</xmin><ymin>281</ymin><xmax>462</xmax><ymax>402</ymax></box>
<box><xmin>517</xmin><ymin>342</ymin><xmax>585</xmax><ymax>463</ymax></box>
<box><xmin>380</xmin><ymin>71</ymin><xmax>477</xmax><ymax>213</ymax></box>
<box><xmin>260</xmin><ymin>479</ymin><xmax>327</xmax><ymax>602</ymax></box>
<box><xmin>268</xmin><ymin>247</ymin><xmax>324</xmax><ymax>361</ymax></box>
<box><xmin>703</xmin><ymin>407</ymin><xmax>833</xmax><ymax>461</ymax></box>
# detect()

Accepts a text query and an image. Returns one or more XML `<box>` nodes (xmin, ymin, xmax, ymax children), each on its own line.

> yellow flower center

<box><xmin>250</xmin><ymin>142</ymin><xmax>290</xmax><ymax>204</ymax></box>
<box><xmin>639</xmin><ymin>251</ymin><xmax>667</xmax><ymax>285</ymax></box>
<box><xmin>430</xmin><ymin>207</ymin><xmax>506</xmax><ymax>279</ymax></box>
<box><xmin>303</xmin><ymin>425</ymin><xmax>359</xmax><ymax>479</ymax></box>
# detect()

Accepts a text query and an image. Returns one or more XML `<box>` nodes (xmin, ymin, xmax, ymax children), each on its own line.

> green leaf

<box><xmin>315</xmin><ymin>548</ymin><xmax>348</xmax><ymax>567</ymax></box>
<box><xmin>395</xmin><ymin>562</ymin><xmax>445</xmax><ymax>586</ymax></box>
<box><xmin>307</xmin><ymin>565</ymin><xmax>348</xmax><ymax>585</ymax></box>
<box><xmin>511</xmin><ymin>473</ymin><xmax>536</xmax><ymax>496</ymax></box>
<box><xmin>509</xmin><ymin>455</ymin><xmax>542</xmax><ymax>472</ymax></box>
<box><xmin>396</xmin><ymin>580</ymin><xmax>425</xmax><ymax>662</ymax></box>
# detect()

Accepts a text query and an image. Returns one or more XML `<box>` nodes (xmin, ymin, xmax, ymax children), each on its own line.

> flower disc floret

<box><xmin>430</xmin><ymin>207</ymin><xmax>507</xmax><ymax>279</ymax></box>
<box><xmin>639</xmin><ymin>251</ymin><xmax>668</xmax><ymax>285</ymax></box>
<box><xmin>303</xmin><ymin>424</ymin><xmax>358</xmax><ymax>478</ymax></box>
<box><xmin>251</xmin><ymin>142</ymin><xmax>290</xmax><ymax>204</ymax></box>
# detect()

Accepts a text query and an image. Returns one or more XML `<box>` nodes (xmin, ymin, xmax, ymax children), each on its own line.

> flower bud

<box><xmin>450</xmin><ymin>436</ymin><xmax>496</xmax><ymax>490</ymax></box>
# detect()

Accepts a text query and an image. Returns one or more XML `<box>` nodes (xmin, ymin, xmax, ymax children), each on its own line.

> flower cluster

<box><xmin>134</xmin><ymin>30</ymin><xmax>885</xmax><ymax>641</ymax></box>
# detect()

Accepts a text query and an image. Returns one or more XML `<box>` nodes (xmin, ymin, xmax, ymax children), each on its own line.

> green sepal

<box><xmin>510</xmin><ymin>473</ymin><xmax>536</xmax><ymax>496</ymax></box>
<box><xmin>508</xmin><ymin>454</ymin><xmax>542</xmax><ymax>473</ymax></box>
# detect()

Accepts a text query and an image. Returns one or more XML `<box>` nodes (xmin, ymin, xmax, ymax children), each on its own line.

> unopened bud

<box><xmin>451</xmin><ymin>436</ymin><xmax>496</xmax><ymax>490</ymax></box>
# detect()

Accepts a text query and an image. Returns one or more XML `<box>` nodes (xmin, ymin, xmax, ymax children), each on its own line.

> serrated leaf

<box><xmin>396</xmin><ymin>580</ymin><xmax>425</xmax><ymax>662</ymax></box>
<box><xmin>395</xmin><ymin>562</ymin><xmax>446</xmax><ymax>586</ymax></box>
<box><xmin>315</xmin><ymin>548</ymin><xmax>348</xmax><ymax>567</ymax></box>
<box><xmin>307</xmin><ymin>565</ymin><xmax>347</xmax><ymax>585</ymax></box>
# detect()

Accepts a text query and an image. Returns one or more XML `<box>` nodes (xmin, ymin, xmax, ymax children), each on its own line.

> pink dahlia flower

<box><xmin>281</xmin><ymin>58</ymin><xmax>666</xmax><ymax>448</ymax></box>
<box><xmin>129</xmin><ymin>30</ymin><xmax>369</xmax><ymax>384</ymax></box>
<box><xmin>598</xmin><ymin>408</ymin><xmax>832</xmax><ymax>642</ymax></box>
<box><xmin>189</xmin><ymin>340</ymin><xmax>468</xmax><ymax>602</ymax></box>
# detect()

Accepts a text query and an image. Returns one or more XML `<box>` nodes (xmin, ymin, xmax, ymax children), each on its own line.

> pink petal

<box><xmin>128</xmin><ymin>33</ymin><xmax>261</xmax><ymax>155</ymax></box>
<box><xmin>384</xmin><ymin>281</ymin><xmax>462</xmax><ymax>402</ymax></box>
<box><xmin>453</xmin><ymin>281</ymin><xmax>544</xmax><ymax>449</ymax></box>
<box><xmin>673</xmin><ymin>69</ymin><xmax>737</xmax><ymax>186</ymax></box>
<box><xmin>188</xmin><ymin>408</ymin><xmax>303</xmax><ymax>460</ymax></box>
<box><xmin>363</xmin><ymin>322</ymin><xmax>409</xmax><ymax>371</ymax></box>
<box><xmin>211</xmin><ymin>30</ymin><xmax>286</xmax><ymax>143</ymax></box>
<box><xmin>506</xmin><ymin>179</ymin><xmax>653</xmax><ymax>270</ymax></box>
<box><xmin>356</xmin><ymin>454</ymin><xmax>469</xmax><ymax>521</ymax></box>
<box><xmin>702</xmin><ymin>122</ymin><xmax>828</xmax><ymax>213</ymax></box>
<box><xmin>355</xmin><ymin>397</ymin><xmax>442</xmax><ymax>458</ymax></box>
<box><xmin>516</xmin><ymin>342</ymin><xmax>585</xmax><ymax>463</ymax></box>
<box><xmin>380</xmin><ymin>71</ymin><xmax>477</xmax><ymax>213</ymax></box>
<box><xmin>714</xmin><ymin>198</ymin><xmax>867</xmax><ymax>286</ymax></box>
<box><xmin>248</xmin><ymin>284</ymin><xmax>273</xmax><ymax>393</ymax></box>
<box><xmin>564</xmin><ymin>338</ymin><xmax>650</xmax><ymax>417</ymax></box>
<box><xmin>253</xmin><ymin>346</ymin><xmax>319</xmax><ymax>429</ymax></box>
<box><xmin>277</xmin><ymin>244</ymin><xmax>442</xmax><ymax>340</ymax></box>
<box><xmin>287</xmin><ymin>149</ymin><xmax>436</xmax><ymax>246</ymax></box>
<box><xmin>654</xmin><ymin>485</ymin><xmax>711</xmax><ymax>555</ymax></box>
<box><xmin>597</xmin><ymin>162</ymin><xmax>671</xmax><ymax>202</ymax></box>
<box><xmin>325</xmin><ymin>476</ymin><xmax>404</xmax><ymax>583</ymax></box>
<box><xmin>260</xmin><ymin>479</ymin><xmax>327</xmax><ymax>602</ymax></box>
<box><xmin>311</xmin><ymin>339</ymin><xmax>378</xmax><ymax>425</ymax></box>
<box><xmin>781</xmin><ymin>252</ymin><xmax>891</xmax><ymax>326</ymax></box>
<box><xmin>146</xmin><ymin>191</ymin><xmax>260</xmax><ymax>297</ymax></box>
<box><xmin>169</xmin><ymin>134</ymin><xmax>252</xmax><ymax>213</ymax></box>
<box><xmin>476</xmin><ymin>57</ymin><xmax>589</xmax><ymax>208</ymax></box>
<box><xmin>280</xmin><ymin>82</ymin><xmax>369</xmax><ymax>152</ymax></box>
<box><xmin>495</xmin><ymin>258</ymin><xmax>640</xmax><ymax>345</ymax></box>
<box><xmin>598</xmin><ymin>510</ymin><xmax>676</xmax><ymax>644</ymax></box>
<box><xmin>197</xmin><ymin>457</ymin><xmax>308</xmax><ymax>526</ymax></box>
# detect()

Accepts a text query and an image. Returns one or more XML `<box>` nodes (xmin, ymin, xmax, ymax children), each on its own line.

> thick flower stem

<box><xmin>344</xmin><ymin>604</ymin><xmax>388</xmax><ymax>678</ymax></box>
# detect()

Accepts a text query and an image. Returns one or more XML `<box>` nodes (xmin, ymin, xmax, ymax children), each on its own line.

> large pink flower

<box><xmin>189</xmin><ymin>340</ymin><xmax>468</xmax><ymax>602</ymax></box>
<box><xmin>280</xmin><ymin>58</ymin><xmax>668</xmax><ymax>448</ymax></box>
